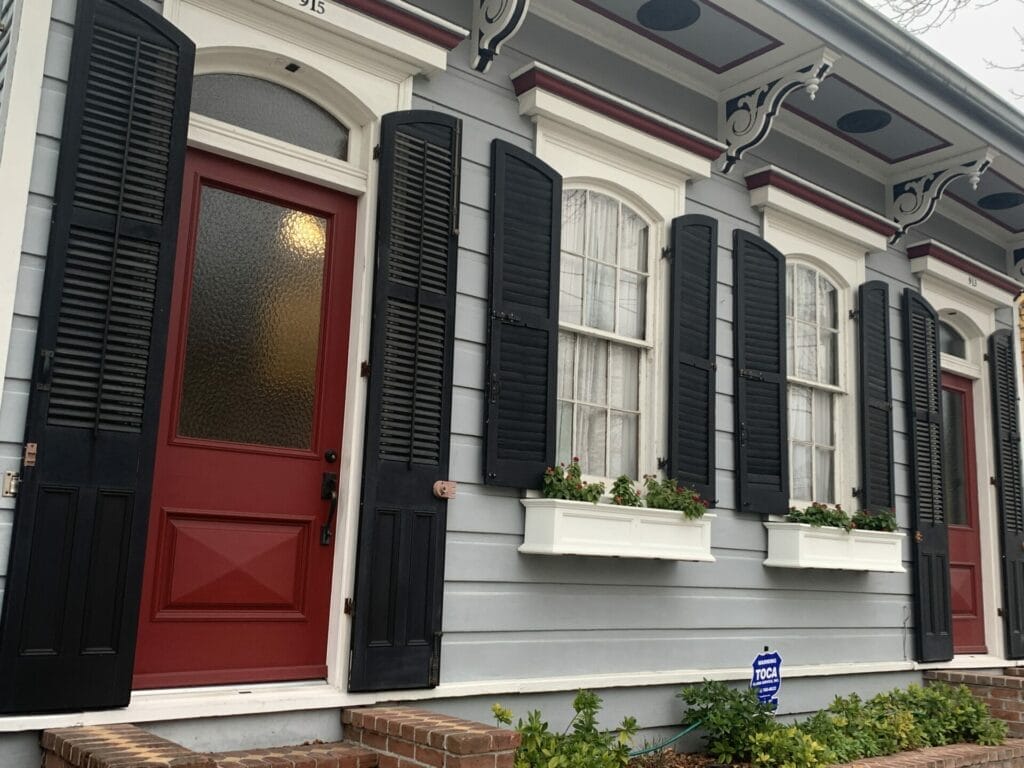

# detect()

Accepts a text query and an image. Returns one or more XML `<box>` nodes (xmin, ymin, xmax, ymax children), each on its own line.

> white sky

<box><xmin>877</xmin><ymin>1</ymin><xmax>1023</xmax><ymax>113</ymax></box>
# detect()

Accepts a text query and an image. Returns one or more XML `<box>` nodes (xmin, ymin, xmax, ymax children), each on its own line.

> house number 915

<box><xmin>299</xmin><ymin>0</ymin><xmax>325</xmax><ymax>14</ymax></box>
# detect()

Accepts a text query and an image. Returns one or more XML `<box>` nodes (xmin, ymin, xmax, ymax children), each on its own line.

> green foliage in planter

<box><xmin>678</xmin><ymin>679</ymin><xmax>1006</xmax><ymax>768</ymax></box>
<box><xmin>543</xmin><ymin>459</ymin><xmax>605</xmax><ymax>503</ymax></box>
<box><xmin>786</xmin><ymin>502</ymin><xmax>898</xmax><ymax>533</ymax></box>
<box><xmin>611</xmin><ymin>475</ymin><xmax>643</xmax><ymax>507</ymax></box>
<box><xmin>642</xmin><ymin>475</ymin><xmax>708</xmax><ymax>519</ymax></box>
<box><xmin>493</xmin><ymin>690</ymin><xmax>638</xmax><ymax>768</ymax></box>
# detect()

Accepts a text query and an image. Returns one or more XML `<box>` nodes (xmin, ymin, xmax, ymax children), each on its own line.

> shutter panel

<box><xmin>733</xmin><ymin>231</ymin><xmax>787</xmax><ymax>514</ymax></box>
<box><xmin>0</xmin><ymin>0</ymin><xmax>193</xmax><ymax>713</ymax></box>
<box><xmin>858</xmin><ymin>281</ymin><xmax>895</xmax><ymax>512</ymax></box>
<box><xmin>903</xmin><ymin>288</ymin><xmax>952</xmax><ymax>662</ymax></box>
<box><xmin>668</xmin><ymin>215</ymin><xmax>717</xmax><ymax>501</ymax></box>
<box><xmin>484</xmin><ymin>140</ymin><xmax>561</xmax><ymax>488</ymax></box>
<box><xmin>349</xmin><ymin>111</ymin><xmax>461</xmax><ymax>692</ymax></box>
<box><xmin>989</xmin><ymin>329</ymin><xmax>1024</xmax><ymax>658</ymax></box>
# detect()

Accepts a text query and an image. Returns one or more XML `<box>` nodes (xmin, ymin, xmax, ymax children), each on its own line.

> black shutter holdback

<box><xmin>0</xmin><ymin>0</ymin><xmax>194</xmax><ymax>713</ymax></box>
<box><xmin>349</xmin><ymin>110</ymin><xmax>461</xmax><ymax>692</ymax></box>
<box><xmin>484</xmin><ymin>140</ymin><xmax>561</xmax><ymax>488</ymax></box>
<box><xmin>668</xmin><ymin>215</ymin><xmax>718</xmax><ymax>502</ymax></box>
<box><xmin>989</xmin><ymin>328</ymin><xmax>1024</xmax><ymax>658</ymax></box>
<box><xmin>733</xmin><ymin>230</ymin><xmax>788</xmax><ymax>515</ymax></box>
<box><xmin>903</xmin><ymin>288</ymin><xmax>952</xmax><ymax>663</ymax></box>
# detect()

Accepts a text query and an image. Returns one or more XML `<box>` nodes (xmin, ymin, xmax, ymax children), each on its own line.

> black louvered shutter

<box><xmin>989</xmin><ymin>329</ymin><xmax>1024</xmax><ymax>658</ymax></box>
<box><xmin>484</xmin><ymin>140</ymin><xmax>561</xmax><ymax>488</ymax></box>
<box><xmin>858</xmin><ymin>281</ymin><xmax>895</xmax><ymax>512</ymax></box>
<box><xmin>0</xmin><ymin>0</ymin><xmax>193</xmax><ymax>713</ymax></box>
<box><xmin>734</xmin><ymin>231</ymin><xmax>787</xmax><ymax>514</ymax></box>
<box><xmin>668</xmin><ymin>215</ymin><xmax>718</xmax><ymax>502</ymax></box>
<box><xmin>903</xmin><ymin>288</ymin><xmax>952</xmax><ymax>662</ymax></box>
<box><xmin>349</xmin><ymin>111</ymin><xmax>461</xmax><ymax>692</ymax></box>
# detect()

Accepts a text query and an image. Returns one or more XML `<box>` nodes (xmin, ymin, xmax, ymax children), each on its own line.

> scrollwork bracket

<box><xmin>472</xmin><ymin>0</ymin><xmax>530</xmax><ymax>74</ymax></box>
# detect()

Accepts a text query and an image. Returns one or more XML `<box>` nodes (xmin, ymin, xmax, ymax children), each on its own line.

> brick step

<box><xmin>1007</xmin><ymin>668</ymin><xmax>1024</xmax><ymax>678</ymax></box>
<box><xmin>211</xmin><ymin>741</ymin><xmax>377</xmax><ymax>768</ymax></box>
<box><xmin>927</xmin><ymin>670</ymin><xmax>1024</xmax><ymax>691</ymax></box>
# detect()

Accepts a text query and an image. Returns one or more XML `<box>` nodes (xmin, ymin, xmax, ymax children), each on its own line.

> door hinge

<box><xmin>23</xmin><ymin>442</ymin><xmax>37</xmax><ymax>468</ymax></box>
<box><xmin>1</xmin><ymin>472</ymin><xmax>19</xmax><ymax>498</ymax></box>
<box><xmin>344</xmin><ymin>597</ymin><xmax>354</xmax><ymax>615</ymax></box>
<box><xmin>428</xmin><ymin>631</ymin><xmax>442</xmax><ymax>687</ymax></box>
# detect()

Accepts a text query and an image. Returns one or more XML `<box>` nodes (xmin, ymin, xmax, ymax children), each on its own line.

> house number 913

<box><xmin>968</xmin><ymin>276</ymin><xmax>978</xmax><ymax>288</ymax></box>
<box><xmin>299</xmin><ymin>0</ymin><xmax>325</xmax><ymax>14</ymax></box>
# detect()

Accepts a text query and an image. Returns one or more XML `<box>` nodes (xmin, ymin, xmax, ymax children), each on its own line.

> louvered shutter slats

<box><xmin>858</xmin><ymin>281</ymin><xmax>895</xmax><ymax>512</ymax></box>
<box><xmin>484</xmin><ymin>140</ymin><xmax>561</xmax><ymax>488</ymax></box>
<box><xmin>903</xmin><ymin>288</ymin><xmax>952</xmax><ymax>663</ymax></box>
<box><xmin>669</xmin><ymin>215</ymin><xmax>717</xmax><ymax>501</ymax></box>
<box><xmin>989</xmin><ymin>329</ymin><xmax>1024</xmax><ymax>658</ymax></box>
<box><xmin>0</xmin><ymin>0</ymin><xmax>193</xmax><ymax>713</ymax></box>
<box><xmin>350</xmin><ymin>111</ymin><xmax>461</xmax><ymax>692</ymax></box>
<box><xmin>734</xmin><ymin>231</ymin><xmax>788</xmax><ymax>515</ymax></box>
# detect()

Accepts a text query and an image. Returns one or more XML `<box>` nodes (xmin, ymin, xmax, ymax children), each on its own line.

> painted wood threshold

<box><xmin>763</xmin><ymin>521</ymin><xmax>906</xmax><ymax>572</ymax></box>
<box><xmin>519</xmin><ymin>498</ymin><xmax>715</xmax><ymax>560</ymax></box>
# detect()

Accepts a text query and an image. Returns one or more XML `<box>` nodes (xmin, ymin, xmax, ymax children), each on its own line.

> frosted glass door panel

<box><xmin>177</xmin><ymin>186</ymin><xmax>327</xmax><ymax>449</ymax></box>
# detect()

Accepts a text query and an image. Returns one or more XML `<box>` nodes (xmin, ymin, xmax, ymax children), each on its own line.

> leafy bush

<box><xmin>677</xmin><ymin>679</ymin><xmax>775</xmax><ymax>764</ymax></box>
<box><xmin>543</xmin><ymin>459</ymin><xmax>605</xmax><ymax>503</ymax></box>
<box><xmin>642</xmin><ymin>475</ymin><xmax>708</xmax><ymax>519</ymax></box>
<box><xmin>493</xmin><ymin>690</ymin><xmax>638</xmax><ymax>768</ymax></box>
<box><xmin>678</xmin><ymin>679</ymin><xmax>1005</xmax><ymax>768</ymax></box>
<box><xmin>851</xmin><ymin>508</ymin><xmax>899</xmax><ymax>532</ymax></box>
<box><xmin>786</xmin><ymin>502</ymin><xmax>899</xmax><ymax>533</ymax></box>
<box><xmin>611</xmin><ymin>475</ymin><xmax>643</xmax><ymax>507</ymax></box>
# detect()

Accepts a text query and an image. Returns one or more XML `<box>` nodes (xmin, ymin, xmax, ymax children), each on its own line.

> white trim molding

<box><xmin>0</xmin><ymin>0</ymin><xmax>53</xmax><ymax>414</ymax></box>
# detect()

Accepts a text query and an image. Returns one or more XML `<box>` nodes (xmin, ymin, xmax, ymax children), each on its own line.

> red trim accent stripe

<box><xmin>331</xmin><ymin>0</ymin><xmax>465</xmax><ymax>50</ymax></box>
<box><xmin>744</xmin><ymin>169</ymin><xmax>898</xmax><ymax>238</ymax></box>
<box><xmin>907</xmin><ymin>242</ymin><xmax>1021</xmax><ymax>296</ymax></box>
<box><xmin>512</xmin><ymin>68</ymin><xmax>724</xmax><ymax>161</ymax></box>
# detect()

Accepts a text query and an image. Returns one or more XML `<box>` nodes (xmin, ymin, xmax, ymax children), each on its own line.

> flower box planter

<box><xmin>519</xmin><ymin>498</ymin><xmax>715</xmax><ymax>561</ymax></box>
<box><xmin>762</xmin><ymin>521</ymin><xmax>905</xmax><ymax>572</ymax></box>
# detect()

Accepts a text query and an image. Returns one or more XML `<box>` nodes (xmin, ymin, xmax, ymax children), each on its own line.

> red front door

<box><xmin>943</xmin><ymin>372</ymin><xmax>986</xmax><ymax>654</ymax></box>
<box><xmin>134</xmin><ymin>150</ymin><xmax>356</xmax><ymax>688</ymax></box>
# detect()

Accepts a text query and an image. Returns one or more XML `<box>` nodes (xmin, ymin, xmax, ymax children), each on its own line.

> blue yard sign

<box><xmin>750</xmin><ymin>650</ymin><xmax>782</xmax><ymax>709</ymax></box>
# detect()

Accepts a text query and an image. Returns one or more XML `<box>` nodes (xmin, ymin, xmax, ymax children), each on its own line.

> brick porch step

<box><xmin>211</xmin><ymin>741</ymin><xmax>378</xmax><ymax>768</ymax></box>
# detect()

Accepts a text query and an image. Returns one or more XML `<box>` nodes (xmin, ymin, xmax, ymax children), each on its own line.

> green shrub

<box><xmin>677</xmin><ymin>679</ymin><xmax>775</xmax><ymax>764</ymax></box>
<box><xmin>642</xmin><ymin>475</ymin><xmax>708</xmax><ymax>519</ymax></box>
<box><xmin>493</xmin><ymin>690</ymin><xmax>638</xmax><ymax>768</ymax></box>
<box><xmin>748</xmin><ymin>726</ymin><xmax>830</xmax><ymax>768</ymax></box>
<box><xmin>611</xmin><ymin>475</ymin><xmax>643</xmax><ymax>507</ymax></box>
<box><xmin>542</xmin><ymin>459</ymin><xmax>605</xmax><ymax>503</ymax></box>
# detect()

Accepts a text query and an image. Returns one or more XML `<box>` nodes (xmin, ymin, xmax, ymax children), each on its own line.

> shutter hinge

<box><xmin>37</xmin><ymin>349</ymin><xmax>55</xmax><ymax>391</ymax></box>
<box><xmin>848</xmin><ymin>309</ymin><xmax>860</xmax><ymax>320</ymax></box>
<box><xmin>991</xmin><ymin>476</ymin><xmax>998</xmax><ymax>486</ymax></box>
<box><xmin>852</xmin><ymin>487</ymin><xmax>861</xmax><ymax>497</ymax></box>
<box><xmin>373</xmin><ymin>144</ymin><xmax>381</xmax><ymax>160</ymax></box>
<box><xmin>1</xmin><ymin>472</ymin><xmax>19</xmax><ymax>498</ymax></box>
<box><xmin>491</xmin><ymin>310</ymin><xmax>524</xmax><ymax>326</ymax></box>
<box><xmin>428</xmin><ymin>632</ymin><xmax>442</xmax><ymax>687</ymax></box>
<box><xmin>344</xmin><ymin>597</ymin><xmax>354</xmax><ymax>615</ymax></box>
<box><xmin>984</xmin><ymin>353</ymin><xmax>990</xmax><ymax>362</ymax></box>
<box><xmin>23</xmin><ymin>442</ymin><xmax>37</xmax><ymax>468</ymax></box>
<box><xmin>657</xmin><ymin>456</ymin><xmax>669</xmax><ymax>470</ymax></box>
<box><xmin>661</xmin><ymin>247</ymin><xmax>672</xmax><ymax>260</ymax></box>
<box><xmin>360</xmin><ymin>360</ymin><xmax>371</xmax><ymax>378</ymax></box>
<box><xmin>488</xmin><ymin>373</ymin><xmax>500</xmax><ymax>404</ymax></box>
<box><xmin>739</xmin><ymin>368</ymin><xmax>765</xmax><ymax>382</ymax></box>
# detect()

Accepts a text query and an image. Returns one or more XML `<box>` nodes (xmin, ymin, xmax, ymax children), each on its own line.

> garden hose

<box><xmin>627</xmin><ymin>720</ymin><xmax>702</xmax><ymax>757</ymax></box>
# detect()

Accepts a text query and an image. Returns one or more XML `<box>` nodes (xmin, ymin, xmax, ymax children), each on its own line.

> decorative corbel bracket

<box><xmin>472</xmin><ymin>0</ymin><xmax>530</xmax><ymax>73</ymax></box>
<box><xmin>1008</xmin><ymin>239</ymin><xmax>1024</xmax><ymax>283</ymax></box>
<box><xmin>719</xmin><ymin>47</ymin><xmax>838</xmax><ymax>174</ymax></box>
<box><xmin>887</xmin><ymin>148</ymin><xmax>997</xmax><ymax>244</ymax></box>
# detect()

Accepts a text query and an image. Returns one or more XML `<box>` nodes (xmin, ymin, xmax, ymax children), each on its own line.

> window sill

<box><xmin>519</xmin><ymin>498</ymin><xmax>715</xmax><ymax>561</ymax></box>
<box><xmin>763</xmin><ymin>522</ymin><xmax>905</xmax><ymax>572</ymax></box>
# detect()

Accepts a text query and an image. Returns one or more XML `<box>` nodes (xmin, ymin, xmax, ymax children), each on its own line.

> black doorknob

<box><xmin>324</xmin><ymin>449</ymin><xmax>338</xmax><ymax>463</ymax></box>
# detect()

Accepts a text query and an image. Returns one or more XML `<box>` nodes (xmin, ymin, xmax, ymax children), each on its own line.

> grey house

<box><xmin>0</xmin><ymin>0</ymin><xmax>1023</xmax><ymax>763</ymax></box>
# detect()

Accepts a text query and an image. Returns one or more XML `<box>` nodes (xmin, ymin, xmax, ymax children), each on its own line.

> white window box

<box><xmin>519</xmin><ymin>499</ymin><xmax>715</xmax><ymax>561</ymax></box>
<box><xmin>763</xmin><ymin>522</ymin><xmax>905</xmax><ymax>572</ymax></box>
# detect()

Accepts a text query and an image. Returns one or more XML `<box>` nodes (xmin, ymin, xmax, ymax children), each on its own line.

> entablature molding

<box><xmin>719</xmin><ymin>47</ymin><xmax>839</xmax><ymax>174</ymax></box>
<box><xmin>888</xmin><ymin>147</ymin><xmax>997</xmax><ymax>244</ymax></box>
<box><xmin>472</xmin><ymin>0</ymin><xmax>530</xmax><ymax>73</ymax></box>
<box><xmin>908</xmin><ymin>240</ymin><xmax>1022</xmax><ymax>309</ymax></box>
<box><xmin>512</xmin><ymin>62</ymin><xmax>724</xmax><ymax>182</ymax></box>
<box><xmin>746</xmin><ymin>165</ymin><xmax>895</xmax><ymax>254</ymax></box>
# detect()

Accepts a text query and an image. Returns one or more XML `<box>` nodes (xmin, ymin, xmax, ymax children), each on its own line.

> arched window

<box><xmin>939</xmin><ymin>320</ymin><xmax>967</xmax><ymax>358</ymax></box>
<box><xmin>557</xmin><ymin>189</ymin><xmax>651</xmax><ymax>478</ymax></box>
<box><xmin>786</xmin><ymin>263</ymin><xmax>841</xmax><ymax>503</ymax></box>
<box><xmin>192</xmin><ymin>73</ymin><xmax>349</xmax><ymax>159</ymax></box>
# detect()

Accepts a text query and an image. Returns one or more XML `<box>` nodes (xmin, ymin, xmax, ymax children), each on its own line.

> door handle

<box><xmin>320</xmin><ymin>472</ymin><xmax>339</xmax><ymax>546</ymax></box>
